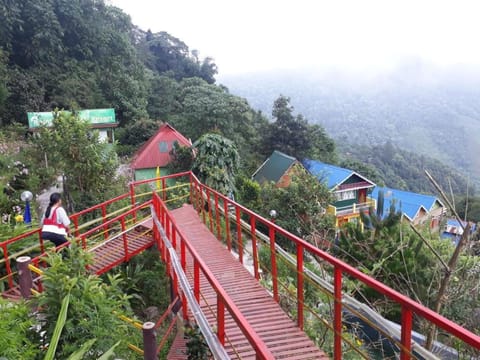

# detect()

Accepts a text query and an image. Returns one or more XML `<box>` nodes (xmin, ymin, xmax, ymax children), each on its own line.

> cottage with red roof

<box><xmin>130</xmin><ymin>123</ymin><xmax>192</xmax><ymax>181</ymax></box>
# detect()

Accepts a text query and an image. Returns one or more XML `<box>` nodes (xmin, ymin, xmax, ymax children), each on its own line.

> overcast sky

<box><xmin>110</xmin><ymin>0</ymin><xmax>480</xmax><ymax>76</ymax></box>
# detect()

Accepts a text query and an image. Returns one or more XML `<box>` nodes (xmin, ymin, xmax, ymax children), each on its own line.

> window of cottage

<box><xmin>158</xmin><ymin>141</ymin><xmax>169</xmax><ymax>152</ymax></box>
<box><xmin>335</xmin><ymin>190</ymin><xmax>356</xmax><ymax>201</ymax></box>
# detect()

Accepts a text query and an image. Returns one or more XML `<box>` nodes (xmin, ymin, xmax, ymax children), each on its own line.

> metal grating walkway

<box><xmin>169</xmin><ymin>204</ymin><xmax>329</xmax><ymax>359</ymax></box>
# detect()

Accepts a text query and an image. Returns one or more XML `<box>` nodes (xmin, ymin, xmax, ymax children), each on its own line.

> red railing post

<box><xmin>195</xmin><ymin>182</ymin><xmax>201</xmax><ymax>214</ymax></box>
<box><xmin>73</xmin><ymin>217</ymin><xmax>80</xmax><ymax>237</ymax></box>
<box><xmin>142</xmin><ymin>322</ymin><xmax>157</xmax><ymax>360</ymax></box>
<box><xmin>400</xmin><ymin>306</ymin><xmax>413</xmax><ymax>360</ymax></box>
<box><xmin>194</xmin><ymin>259</ymin><xmax>200</xmax><ymax>303</ymax></box>
<box><xmin>121</xmin><ymin>218</ymin><xmax>129</xmax><ymax>261</ymax></box>
<box><xmin>182</xmin><ymin>291</ymin><xmax>188</xmax><ymax>322</ymax></box>
<box><xmin>17</xmin><ymin>256</ymin><xmax>33</xmax><ymax>299</ymax></box>
<box><xmin>165</xmin><ymin>214</ymin><xmax>171</xmax><ymax>240</ymax></box>
<box><xmin>223</xmin><ymin>198</ymin><xmax>231</xmax><ymax>251</ymax></box>
<box><xmin>171</xmin><ymin>227</ymin><xmax>177</xmax><ymax>250</ymax></box>
<box><xmin>162</xmin><ymin>217</ymin><xmax>170</xmax><ymax>262</ymax></box>
<box><xmin>297</xmin><ymin>243</ymin><xmax>304</xmax><ymax>330</ymax></box>
<box><xmin>189</xmin><ymin>173</ymin><xmax>194</xmax><ymax>205</ymax></box>
<box><xmin>81</xmin><ymin>235</ymin><xmax>87</xmax><ymax>250</ymax></box>
<box><xmin>129</xmin><ymin>182</ymin><xmax>137</xmax><ymax>222</ymax></box>
<box><xmin>214</xmin><ymin>193</ymin><xmax>221</xmax><ymax>240</ymax></box>
<box><xmin>181</xmin><ymin>239</ymin><xmax>186</xmax><ymax>271</ymax></box>
<box><xmin>197</xmin><ymin>182</ymin><xmax>202</xmax><ymax>214</ymax></box>
<box><xmin>217</xmin><ymin>294</ymin><xmax>225</xmax><ymax>345</ymax></box>
<box><xmin>236</xmin><ymin>207</ymin><xmax>243</xmax><ymax>264</ymax></box>
<box><xmin>101</xmin><ymin>204</ymin><xmax>108</xmax><ymax>240</ymax></box>
<box><xmin>206</xmin><ymin>189</ymin><xmax>213</xmax><ymax>233</ymax></box>
<box><xmin>2</xmin><ymin>244</ymin><xmax>13</xmax><ymax>289</ymax></box>
<box><xmin>165</xmin><ymin>246</ymin><xmax>171</xmax><ymax>280</ymax></box>
<box><xmin>201</xmin><ymin>184</ymin><xmax>206</xmax><ymax>224</ymax></box>
<box><xmin>161</xmin><ymin>178</ymin><xmax>167</xmax><ymax>200</ymax></box>
<box><xmin>38</xmin><ymin>231</ymin><xmax>45</xmax><ymax>254</ymax></box>
<box><xmin>269</xmin><ymin>227</ymin><xmax>279</xmax><ymax>303</ymax></box>
<box><xmin>250</xmin><ymin>216</ymin><xmax>259</xmax><ymax>280</ymax></box>
<box><xmin>334</xmin><ymin>266</ymin><xmax>343</xmax><ymax>360</ymax></box>
<box><xmin>172</xmin><ymin>271</ymin><xmax>179</xmax><ymax>299</ymax></box>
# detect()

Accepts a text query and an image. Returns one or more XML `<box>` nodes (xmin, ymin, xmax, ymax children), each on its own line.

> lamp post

<box><xmin>269</xmin><ymin>209</ymin><xmax>277</xmax><ymax>223</ymax></box>
<box><xmin>21</xmin><ymin>190</ymin><xmax>33</xmax><ymax>225</ymax></box>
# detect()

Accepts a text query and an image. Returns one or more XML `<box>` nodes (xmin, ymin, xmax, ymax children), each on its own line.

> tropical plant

<box><xmin>37</xmin><ymin>243</ymin><xmax>140</xmax><ymax>359</ymax></box>
<box><xmin>0</xmin><ymin>297</ymin><xmax>39</xmax><ymax>358</ymax></box>
<box><xmin>192</xmin><ymin>133</ymin><xmax>239</xmax><ymax>194</ymax></box>
<box><xmin>114</xmin><ymin>248</ymin><xmax>170</xmax><ymax>317</ymax></box>
<box><xmin>184</xmin><ymin>324</ymin><xmax>211</xmax><ymax>360</ymax></box>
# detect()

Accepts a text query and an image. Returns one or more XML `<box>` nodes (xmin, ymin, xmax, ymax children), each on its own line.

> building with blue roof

<box><xmin>302</xmin><ymin>159</ymin><xmax>376</xmax><ymax>228</ymax></box>
<box><xmin>371</xmin><ymin>186</ymin><xmax>446</xmax><ymax>226</ymax></box>
<box><xmin>442</xmin><ymin>219</ymin><xmax>476</xmax><ymax>245</ymax></box>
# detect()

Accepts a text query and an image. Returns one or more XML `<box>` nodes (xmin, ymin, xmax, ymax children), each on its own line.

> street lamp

<box><xmin>269</xmin><ymin>209</ymin><xmax>277</xmax><ymax>223</ymax></box>
<box><xmin>21</xmin><ymin>190</ymin><xmax>33</xmax><ymax>225</ymax></box>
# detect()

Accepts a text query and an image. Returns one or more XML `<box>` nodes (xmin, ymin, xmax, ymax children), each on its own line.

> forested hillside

<box><xmin>0</xmin><ymin>0</ymin><xmax>471</xmax><ymax>198</ymax></box>
<box><xmin>221</xmin><ymin>65</ymin><xmax>480</xmax><ymax>189</ymax></box>
<box><xmin>0</xmin><ymin>0</ymin><xmax>216</xmax><ymax>125</ymax></box>
<box><xmin>340</xmin><ymin>142</ymin><xmax>469</xmax><ymax>194</ymax></box>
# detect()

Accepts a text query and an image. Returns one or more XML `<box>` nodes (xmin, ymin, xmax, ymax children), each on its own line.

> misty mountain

<box><xmin>220</xmin><ymin>63</ymin><xmax>480</xmax><ymax>186</ymax></box>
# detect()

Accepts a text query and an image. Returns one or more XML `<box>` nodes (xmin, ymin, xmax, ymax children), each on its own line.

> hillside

<box><xmin>0</xmin><ymin>1</ymin><xmax>472</xmax><ymax>199</ymax></box>
<box><xmin>220</xmin><ymin>63</ymin><xmax>480</xmax><ymax>187</ymax></box>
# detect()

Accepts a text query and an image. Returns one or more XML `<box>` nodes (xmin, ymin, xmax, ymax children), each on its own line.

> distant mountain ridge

<box><xmin>220</xmin><ymin>64</ymin><xmax>480</xmax><ymax>187</ymax></box>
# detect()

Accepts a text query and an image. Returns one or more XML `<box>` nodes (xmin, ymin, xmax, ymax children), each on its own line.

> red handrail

<box><xmin>187</xmin><ymin>172</ymin><xmax>480</xmax><ymax>358</ymax></box>
<box><xmin>3</xmin><ymin>171</ymin><xmax>480</xmax><ymax>358</ymax></box>
<box><xmin>151</xmin><ymin>191</ymin><xmax>275</xmax><ymax>359</ymax></box>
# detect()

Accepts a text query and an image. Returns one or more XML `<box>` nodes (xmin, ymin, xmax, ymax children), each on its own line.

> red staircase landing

<box><xmin>88</xmin><ymin>229</ymin><xmax>154</xmax><ymax>274</ymax></box>
<box><xmin>169</xmin><ymin>204</ymin><xmax>329</xmax><ymax>359</ymax></box>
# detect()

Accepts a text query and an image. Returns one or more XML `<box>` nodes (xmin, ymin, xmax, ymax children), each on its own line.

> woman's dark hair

<box><xmin>45</xmin><ymin>192</ymin><xmax>62</xmax><ymax>218</ymax></box>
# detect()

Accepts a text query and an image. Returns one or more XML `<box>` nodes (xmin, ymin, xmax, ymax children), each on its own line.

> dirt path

<box><xmin>34</xmin><ymin>175</ymin><xmax>64</xmax><ymax>220</ymax></box>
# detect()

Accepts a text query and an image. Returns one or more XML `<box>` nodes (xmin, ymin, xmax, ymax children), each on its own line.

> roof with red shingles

<box><xmin>130</xmin><ymin>123</ymin><xmax>192</xmax><ymax>170</ymax></box>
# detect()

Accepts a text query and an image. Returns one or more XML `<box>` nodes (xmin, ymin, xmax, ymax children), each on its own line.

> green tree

<box><xmin>171</xmin><ymin>78</ymin><xmax>250</xmax><ymax>138</ymax></box>
<box><xmin>169</xmin><ymin>142</ymin><xmax>194</xmax><ymax>174</ymax></box>
<box><xmin>117</xmin><ymin>118</ymin><xmax>161</xmax><ymax>147</ymax></box>
<box><xmin>456</xmin><ymin>195</ymin><xmax>480</xmax><ymax>223</ymax></box>
<box><xmin>138</xmin><ymin>31</ymin><xmax>217</xmax><ymax>83</ymax></box>
<box><xmin>255</xmin><ymin>170</ymin><xmax>335</xmax><ymax>250</ymax></box>
<box><xmin>340</xmin><ymin>142</ymin><xmax>469</xmax><ymax>194</ymax></box>
<box><xmin>29</xmin><ymin>111</ymin><xmax>122</xmax><ymax>211</ymax></box>
<box><xmin>170</xmin><ymin>78</ymin><xmax>267</xmax><ymax>170</ymax></box>
<box><xmin>0</xmin><ymin>50</ymin><xmax>7</xmax><ymax>115</ymax></box>
<box><xmin>192</xmin><ymin>133</ymin><xmax>239</xmax><ymax>194</ymax></box>
<box><xmin>337</xmin><ymin>205</ymin><xmax>443</xmax><ymax>320</ymax></box>
<box><xmin>146</xmin><ymin>74</ymin><xmax>180</xmax><ymax>120</ymax></box>
<box><xmin>264</xmin><ymin>95</ymin><xmax>336</xmax><ymax>162</ymax></box>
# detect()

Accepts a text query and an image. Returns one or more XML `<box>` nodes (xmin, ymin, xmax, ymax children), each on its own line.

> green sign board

<box><xmin>27</xmin><ymin>108</ymin><xmax>116</xmax><ymax>128</ymax></box>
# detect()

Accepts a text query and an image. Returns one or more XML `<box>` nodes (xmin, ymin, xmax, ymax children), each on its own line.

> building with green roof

<box><xmin>252</xmin><ymin>150</ymin><xmax>300</xmax><ymax>187</ymax></box>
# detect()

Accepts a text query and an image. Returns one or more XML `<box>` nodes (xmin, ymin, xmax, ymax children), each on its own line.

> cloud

<box><xmin>111</xmin><ymin>0</ymin><xmax>480</xmax><ymax>74</ymax></box>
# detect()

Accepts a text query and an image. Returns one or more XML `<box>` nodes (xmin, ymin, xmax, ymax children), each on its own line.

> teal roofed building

<box><xmin>252</xmin><ymin>151</ymin><xmax>301</xmax><ymax>187</ymax></box>
<box><xmin>371</xmin><ymin>186</ymin><xmax>446</xmax><ymax>227</ymax></box>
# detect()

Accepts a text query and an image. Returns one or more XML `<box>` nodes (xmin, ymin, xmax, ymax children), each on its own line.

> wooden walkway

<box><xmin>1</xmin><ymin>229</ymin><xmax>154</xmax><ymax>301</ymax></box>
<box><xmin>168</xmin><ymin>204</ymin><xmax>328</xmax><ymax>359</ymax></box>
<box><xmin>88</xmin><ymin>228</ymin><xmax>154</xmax><ymax>274</ymax></box>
